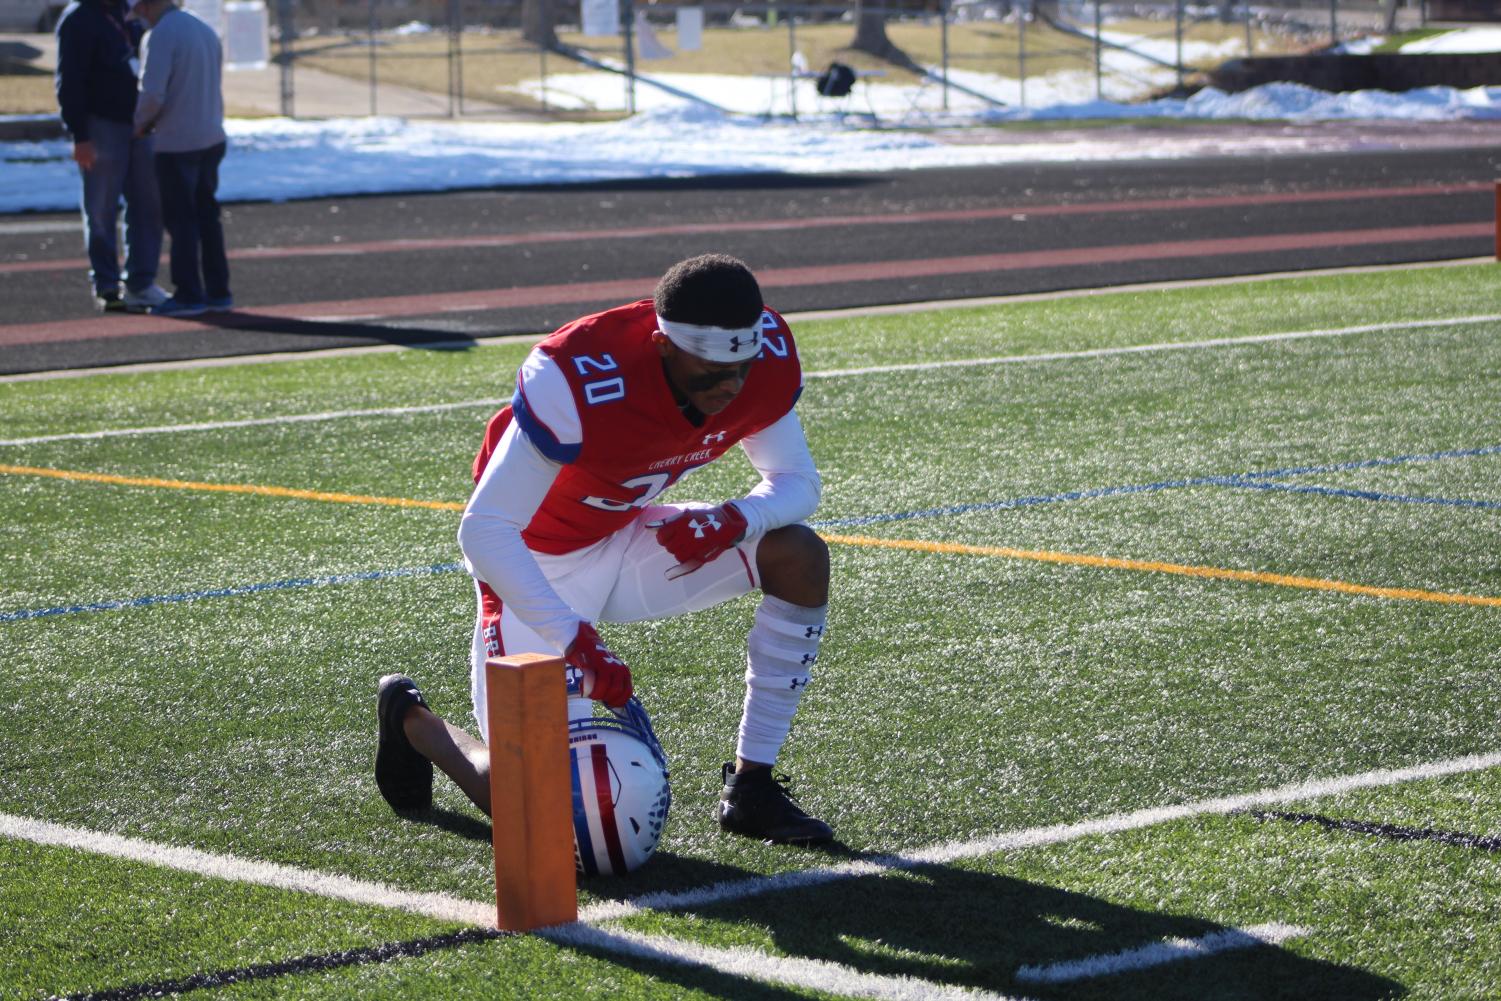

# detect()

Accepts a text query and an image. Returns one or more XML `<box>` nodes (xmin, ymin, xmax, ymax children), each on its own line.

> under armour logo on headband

<box><xmin>658</xmin><ymin>314</ymin><xmax>764</xmax><ymax>363</ymax></box>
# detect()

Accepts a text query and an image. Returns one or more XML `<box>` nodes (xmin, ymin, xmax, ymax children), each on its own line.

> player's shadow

<box><xmin>573</xmin><ymin>848</ymin><xmax>784</xmax><ymax>901</ymax></box>
<box><xmin>180</xmin><ymin>310</ymin><xmax>480</xmax><ymax>350</ymax></box>
<box><xmin>396</xmin><ymin>814</ymin><xmax>789</xmax><ymax>903</ymax></box>
<box><xmin>403</xmin><ymin>805</ymin><xmax>493</xmax><ymax>843</ymax></box>
<box><xmin>565</xmin><ymin>863</ymin><xmax>1404</xmax><ymax>1000</ymax></box>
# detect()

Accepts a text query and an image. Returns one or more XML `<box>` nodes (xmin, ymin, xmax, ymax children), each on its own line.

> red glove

<box><xmin>566</xmin><ymin>621</ymin><xmax>632</xmax><ymax>707</ymax></box>
<box><xmin>648</xmin><ymin>503</ymin><xmax>749</xmax><ymax>580</ymax></box>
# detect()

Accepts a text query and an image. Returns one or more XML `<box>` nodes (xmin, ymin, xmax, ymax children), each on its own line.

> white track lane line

<box><xmin>4</xmin><ymin>313</ymin><xmax>1497</xmax><ymax>448</ymax></box>
<box><xmin>1013</xmin><ymin>922</ymin><xmax>1310</xmax><ymax>985</ymax></box>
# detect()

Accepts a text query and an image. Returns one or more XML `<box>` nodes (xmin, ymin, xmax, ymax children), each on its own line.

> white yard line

<box><xmin>6</xmin><ymin>759</ymin><xmax>1500</xmax><ymax>926</ymax></box>
<box><xmin>1014</xmin><ymin>922</ymin><xmax>1310</xmax><ymax>985</ymax></box>
<box><xmin>576</xmin><ymin>748</ymin><xmax>1501</xmax><ymax>922</ymax></box>
<box><xmin>545</xmin><ymin>924</ymin><xmax>1030</xmax><ymax>1001</ymax></box>
<box><xmin>4</xmin><ymin>313</ymin><xmax>1497</xmax><ymax>448</ymax></box>
<box><xmin>0</xmin><ymin>812</ymin><xmax>494</xmax><ymax>926</ymax></box>
<box><xmin>8</xmin><ymin>750</ymin><xmax>1496</xmax><ymax>997</ymax></box>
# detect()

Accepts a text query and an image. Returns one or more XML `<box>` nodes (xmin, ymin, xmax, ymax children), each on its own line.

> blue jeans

<box><xmin>155</xmin><ymin>141</ymin><xmax>230</xmax><ymax>305</ymax></box>
<box><xmin>79</xmin><ymin>115</ymin><xmax>162</xmax><ymax>295</ymax></box>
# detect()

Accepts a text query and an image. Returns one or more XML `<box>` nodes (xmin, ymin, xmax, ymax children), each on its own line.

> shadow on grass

<box><xmin>402</xmin><ymin>805</ymin><xmax>492</xmax><ymax>843</ymax></box>
<box><xmin>564</xmin><ymin>862</ymin><xmax>1405</xmax><ymax>1000</ymax></box>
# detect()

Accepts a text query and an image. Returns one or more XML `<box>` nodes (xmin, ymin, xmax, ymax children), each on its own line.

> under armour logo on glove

<box><xmin>647</xmin><ymin>503</ymin><xmax>749</xmax><ymax>580</ymax></box>
<box><xmin>689</xmin><ymin>514</ymin><xmax>721</xmax><ymax>539</ymax></box>
<box><xmin>566</xmin><ymin>621</ymin><xmax>633</xmax><ymax>707</ymax></box>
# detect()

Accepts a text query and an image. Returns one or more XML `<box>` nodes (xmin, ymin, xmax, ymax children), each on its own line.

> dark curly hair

<box><xmin>653</xmin><ymin>254</ymin><xmax>763</xmax><ymax>329</ymax></box>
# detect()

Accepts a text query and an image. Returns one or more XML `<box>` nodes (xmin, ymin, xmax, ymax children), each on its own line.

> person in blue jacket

<box><xmin>54</xmin><ymin>0</ymin><xmax>166</xmax><ymax>312</ymax></box>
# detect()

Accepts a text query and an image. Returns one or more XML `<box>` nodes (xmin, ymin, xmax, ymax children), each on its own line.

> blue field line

<box><xmin>1233</xmin><ymin>443</ymin><xmax>1501</xmax><ymax>481</ymax></box>
<box><xmin>0</xmin><ymin>562</ymin><xmax>464</xmax><ymax>623</ymax></box>
<box><xmin>812</xmin><ymin>443</ymin><xmax>1501</xmax><ymax>529</ymax></box>
<box><xmin>1222</xmin><ymin>481</ymin><xmax>1501</xmax><ymax>509</ymax></box>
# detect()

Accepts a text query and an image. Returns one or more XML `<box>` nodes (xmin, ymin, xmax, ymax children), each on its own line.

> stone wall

<box><xmin>1428</xmin><ymin>1</ymin><xmax>1501</xmax><ymax>20</ymax></box>
<box><xmin>1209</xmin><ymin>52</ymin><xmax>1501</xmax><ymax>93</ymax></box>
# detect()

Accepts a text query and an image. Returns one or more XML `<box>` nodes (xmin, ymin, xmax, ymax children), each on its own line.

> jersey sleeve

<box><xmin>732</xmin><ymin>410</ymin><xmax>822</xmax><ymax>537</ymax></box>
<box><xmin>458</xmin><ymin>418</ymin><xmax>585</xmax><ymax>652</ymax></box>
<box><xmin>509</xmin><ymin>348</ymin><xmax>583</xmax><ymax>464</ymax></box>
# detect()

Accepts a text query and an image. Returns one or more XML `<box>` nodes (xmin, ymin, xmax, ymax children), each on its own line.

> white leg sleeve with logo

<box><xmin>737</xmin><ymin>594</ymin><xmax>828</xmax><ymax>766</ymax></box>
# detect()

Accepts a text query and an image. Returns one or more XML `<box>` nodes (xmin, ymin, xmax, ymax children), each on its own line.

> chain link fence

<box><xmin>263</xmin><ymin>0</ymin><xmax>1434</xmax><ymax>118</ymax></box>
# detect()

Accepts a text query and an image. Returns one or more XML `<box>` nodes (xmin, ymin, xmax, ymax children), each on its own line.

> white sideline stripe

<box><xmin>2</xmin><ymin>750</ymin><xmax>1497</xmax><ymax>999</ymax></box>
<box><xmin>0</xmin><ymin>817</ymin><xmax>1020</xmax><ymax>1000</ymax></box>
<box><xmin>4</xmin><ymin>313</ymin><xmax>1497</xmax><ymax>448</ymax></box>
<box><xmin>543</xmin><ymin>924</ymin><xmax>1029</xmax><ymax>1001</ymax></box>
<box><xmin>2</xmin><ymin>258</ymin><xmax>1483</xmax><ymax>385</ymax></box>
<box><xmin>0</xmin><ymin>399</ymin><xmax>507</xmax><ymax>447</ymax></box>
<box><xmin>0</xmin><ymin>812</ymin><xmax>495</xmax><ymax>927</ymax></box>
<box><xmin>810</xmin><ymin>313</ymin><xmax>1501</xmax><ymax>379</ymax></box>
<box><xmin>576</xmin><ymin>748</ymin><xmax>1501</xmax><ymax>922</ymax></box>
<box><xmin>5</xmin><ymin>752</ymin><xmax>1493</xmax><ymax>927</ymax></box>
<box><xmin>1013</xmin><ymin>922</ymin><xmax>1310</xmax><ymax>985</ymax></box>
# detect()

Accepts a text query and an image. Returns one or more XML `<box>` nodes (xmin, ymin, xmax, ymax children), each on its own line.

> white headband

<box><xmin>656</xmin><ymin>315</ymin><xmax>763</xmax><ymax>364</ymax></box>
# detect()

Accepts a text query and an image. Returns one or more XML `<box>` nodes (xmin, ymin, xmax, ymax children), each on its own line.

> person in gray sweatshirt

<box><xmin>131</xmin><ymin>0</ymin><xmax>231</xmax><ymax>317</ymax></box>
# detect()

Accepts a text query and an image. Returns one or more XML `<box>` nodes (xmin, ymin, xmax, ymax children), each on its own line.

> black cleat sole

<box><xmin>375</xmin><ymin>674</ymin><xmax>433</xmax><ymax>813</ymax></box>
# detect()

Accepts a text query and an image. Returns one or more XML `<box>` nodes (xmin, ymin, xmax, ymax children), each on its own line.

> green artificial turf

<box><xmin>1</xmin><ymin>263</ymin><xmax>1498</xmax><ymax>999</ymax></box>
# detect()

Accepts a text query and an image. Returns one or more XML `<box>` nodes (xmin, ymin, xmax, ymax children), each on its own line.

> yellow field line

<box><xmin>821</xmin><ymin>533</ymin><xmax>1501</xmax><ymax>608</ymax></box>
<box><xmin>0</xmin><ymin>463</ymin><xmax>465</xmax><ymax>512</ymax></box>
<box><xmin>4</xmin><ymin>462</ymin><xmax>1495</xmax><ymax>608</ymax></box>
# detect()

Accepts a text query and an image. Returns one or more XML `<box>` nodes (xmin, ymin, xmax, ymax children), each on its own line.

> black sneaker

<box><xmin>717</xmin><ymin>763</ymin><xmax>834</xmax><ymax>845</ymax></box>
<box><xmin>93</xmin><ymin>289</ymin><xmax>125</xmax><ymax>313</ymax></box>
<box><xmin>375</xmin><ymin>674</ymin><xmax>433</xmax><ymax>812</ymax></box>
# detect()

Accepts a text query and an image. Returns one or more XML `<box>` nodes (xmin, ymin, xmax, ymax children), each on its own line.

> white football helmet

<box><xmin>568</xmin><ymin>697</ymin><xmax>671</xmax><ymax>877</ymax></box>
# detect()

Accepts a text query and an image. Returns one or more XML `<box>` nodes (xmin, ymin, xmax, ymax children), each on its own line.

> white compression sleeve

<box><xmin>457</xmin><ymin>420</ymin><xmax>583</xmax><ymax>653</ymax></box>
<box><xmin>732</xmin><ymin>410</ymin><xmax>822</xmax><ymax>539</ymax></box>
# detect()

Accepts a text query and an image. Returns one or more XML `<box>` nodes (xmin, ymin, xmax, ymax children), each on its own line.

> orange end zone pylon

<box><xmin>486</xmin><ymin>653</ymin><xmax>578</xmax><ymax>931</ymax></box>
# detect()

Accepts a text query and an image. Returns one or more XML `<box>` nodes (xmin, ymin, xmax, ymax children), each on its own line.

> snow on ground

<box><xmin>2</xmin><ymin>27</ymin><xmax>1498</xmax><ymax>214</ymax></box>
<box><xmin>1400</xmin><ymin>26</ymin><xmax>1501</xmax><ymax>54</ymax></box>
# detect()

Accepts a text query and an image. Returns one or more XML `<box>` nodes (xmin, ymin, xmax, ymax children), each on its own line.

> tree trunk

<box><xmin>1382</xmin><ymin>0</ymin><xmax>1400</xmax><ymax>32</ymax></box>
<box><xmin>522</xmin><ymin>0</ymin><xmax>557</xmax><ymax>48</ymax></box>
<box><xmin>850</xmin><ymin>5</ymin><xmax>895</xmax><ymax>58</ymax></box>
<box><xmin>848</xmin><ymin>0</ymin><xmax>919</xmax><ymax>70</ymax></box>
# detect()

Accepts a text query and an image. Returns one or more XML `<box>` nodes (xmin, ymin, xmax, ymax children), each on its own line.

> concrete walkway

<box><xmin>225</xmin><ymin>61</ymin><xmax>518</xmax><ymax>119</ymax></box>
<box><xmin>0</xmin><ymin>29</ymin><xmax>522</xmax><ymax>121</ymax></box>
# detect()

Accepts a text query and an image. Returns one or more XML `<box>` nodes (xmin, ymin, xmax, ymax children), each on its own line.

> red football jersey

<box><xmin>474</xmin><ymin>300</ymin><xmax>803</xmax><ymax>555</ymax></box>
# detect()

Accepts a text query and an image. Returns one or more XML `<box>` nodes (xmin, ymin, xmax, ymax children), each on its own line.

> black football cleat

<box><xmin>375</xmin><ymin>674</ymin><xmax>433</xmax><ymax>812</ymax></box>
<box><xmin>716</xmin><ymin>762</ymin><xmax>834</xmax><ymax>846</ymax></box>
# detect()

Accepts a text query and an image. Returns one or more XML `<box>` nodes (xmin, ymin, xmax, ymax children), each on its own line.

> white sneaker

<box><xmin>123</xmin><ymin>284</ymin><xmax>170</xmax><ymax>312</ymax></box>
